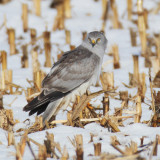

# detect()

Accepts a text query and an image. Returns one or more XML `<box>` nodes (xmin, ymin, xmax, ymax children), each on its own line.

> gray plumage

<box><xmin>23</xmin><ymin>31</ymin><xmax>107</xmax><ymax>125</ymax></box>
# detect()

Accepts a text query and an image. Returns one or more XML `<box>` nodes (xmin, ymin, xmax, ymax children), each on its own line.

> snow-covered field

<box><xmin>0</xmin><ymin>0</ymin><xmax>160</xmax><ymax>159</ymax></box>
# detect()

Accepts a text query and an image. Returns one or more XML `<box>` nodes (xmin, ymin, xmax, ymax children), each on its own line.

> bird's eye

<box><xmin>96</xmin><ymin>38</ymin><xmax>101</xmax><ymax>43</ymax></box>
<box><xmin>88</xmin><ymin>37</ymin><xmax>92</xmax><ymax>42</ymax></box>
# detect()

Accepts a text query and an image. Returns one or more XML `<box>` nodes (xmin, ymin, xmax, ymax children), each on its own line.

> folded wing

<box><xmin>23</xmin><ymin>46</ymin><xmax>100</xmax><ymax>115</ymax></box>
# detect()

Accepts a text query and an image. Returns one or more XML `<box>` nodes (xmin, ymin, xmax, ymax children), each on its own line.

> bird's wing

<box><xmin>42</xmin><ymin>46</ymin><xmax>100</xmax><ymax>93</ymax></box>
<box><xmin>23</xmin><ymin>46</ymin><xmax>100</xmax><ymax>114</ymax></box>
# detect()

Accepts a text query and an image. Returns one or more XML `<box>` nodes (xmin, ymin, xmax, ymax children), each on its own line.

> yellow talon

<box><xmin>87</xmin><ymin>103</ymin><xmax>94</xmax><ymax>110</ymax></box>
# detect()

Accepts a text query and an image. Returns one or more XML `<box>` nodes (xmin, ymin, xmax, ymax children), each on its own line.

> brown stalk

<box><xmin>19</xmin><ymin>132</ymin><xmax>28</xmax><ymax>156</ymax></box>
<box><xmin>1</xmin><ymin>50</ymin><xmax>7</xmax><ymax>70</ymax></box>
<box><xmin>27</xmin><ymin>92</ymin><xmax>40</xmax><ymax>102</ymax></box>
<box><xmin>39</xmin><ymin>116</ymin><xmax>43</xmax><ymax>129</ymax></box>
<box><xmin>134</xmin><ymin>96</ymin><xmax>142</xmax><ymax>123</ymax></box>
<box><xmin>130</xmin><ymin>28</ymin><xmax>137</xmax><ymax>46</ymax></box>
<box><xmin>29</xmin><ymin>138</ymin><xmax>42</xmax><ymax>147</ymax></box>
<box><xmin>140</xmin><ymin>136</ymin><xmax>145</xmax><ymax>146</ymax></box>
<box><xmin>71</xmin><ymin>90</ymin><xmax>106</xmax><ymax>121</ymax></box>
<box><xmin>43</xmin><ymin>31</ymin><xmax>50</xmax><ymax>44</ymax></box>
<box><xmin>11</xmin><ymin>135</ymin><xmax>23</xmax><ymax>160</ymax></box>
<box><xmin>152</xmin><ymin>57</ymin><xmax>160</xmax><ymax>75</ymax></box>
<box><xmin>61</xmin><ymin>146</ymin><xmax>69</xmax><ymax>160</ymax></box>
<box><xmin>153</xmin><ymin>135</ymin><xmax>158</xmax><ymax>156</ymax></box>
<box><xmin>43</xmin><ymin>31</ymin><xmax>51</xmax><ymax>68</ymax></box>
<box><xmin>8</xmin><ymin>131</ymin><xmax>14</xmax><ymax>146</ymax></box>
<box><xmin>144</xmin><ymin>9</ymin><xmax>148</xmax><ymax>29</ymax></box>
<box><xmin>34</xmin><ymin>0</ymin><xmax>41</xmax><ymax>16</ymax></box>
<box><xmin>4</xmin><ymin>80</ymin><xmax>23</xmax><ymax>90</ymax></box>
<box><xmin>15</xmin><ymin>144</ymin><xmax>23</xmax><ymax>160</ymax></box>
<box><xmin>65</xmin><ymin>30</ymin><xmax>71</xmax><ymax>44</ymax></box>
<box><xmin>86</xmin><ymin>105</ymin><xmax>97</xmax><ymax>119</ymax></box>
<box><xmin>44</xmin><ymin>43</ymin><xmax>52</xmax><ymax>67</ymax></box>
<box><xmin>22</xmin><ymin>3</ymin><xmax>28</xmax><ymax>32</ymax></box>
<box><xmin>21</xmin><ymin>45</ymin><xmax>28</xmax><ymax>68</ymax></box>
<box><xmin>75</xmin><ymin>135</ymin><xmax>83</xmax><ymax>160</ymax></box>
<box><xmin>112</xmin><ymin>3</ymin><xmax>119</xmax><ymax>28</ymax></box>
<box><xmin>0</xmin><ymin>0</ymin><xmax>11</xmax><ymax>4</ymax></box>
<box><xmin>137</xmin><ymin>0</ymin><xmax>147</xmax><ymax>55</ymax></box>
<box><xmin>38</xmin><ymin>145</ymin><xmax>47</xmax><ymax>160</ymax></box>
<box><xmin>27</xmin><ymin>88</ymin><xmax>34</xmax><ymax>98</ymax></box>
<box><xmin>82</xmin><ymin>32</ymin><xmax>87</xmax><ymax>40</ymax></box>
<box><xmin>149</xmin><ymin>68</ymin><xmax>155</xmax><ymax>114</ymax></box>
<box><xmin>30</xmin><ymin>28</ymin><xmax>37</xmax><ymax>45</ymax></box>
<box><xmin>7</xmin><ymin>70</ymin><xmax>13</xmax><ymax>94</ymax></box>
<box><xmin>138</xmin><ymin>73</ymin><xmax>146</xmax><ymax>101</ymax></box>
<box><xmin>8</xmin><ymin>28</ymin><xmax>16</xmax><ymax>55</ymax></box>
<box><xmin>58</xmin><ymin>4</ymin><xmax>65</xmax><ymax>30</ymax></box>
<box><xmin>112</xmin><ymin>44</ymin><xmax>120</xmax><ymax>69</ymax></box>
<box><xmin>157</xmin><ymin>135</ymin><xmax>160</xmax><ymax>144</ymax></box>
<box><xmin>101</xmin><ymin>115</ymin><xmax>120</xmax><ymax>132</ymax></box>
<box><xmin>35</xmin><ymin>71</ymin><xmax>41</xmax><ymax>91</ymax></box>
<box><xmin>111</xmin><ymin>143</ymin><xmax>125</xmax><ymax>155</ymax></box>
<box><xmin>114</xmin><ymin>108</ymin><xmax>122</xmax><ymax>125</ymax></box>
<box><xmin>53</xmin><ymin>4</ymin><xmax>65</xmax><ymax>31</ymax></box>
<box><xmin>51</xmin><ymin>116</ymin><xmax>133</xmax><ymax>125</ymax></box>
<box><xmin>64</xmin><ymin>0</ymin><xmax>71</xmax><ymax>18</ymax></box>
<box><xmin>1</xmin><ymin>71</ymin><xmax>5</xmax><ymax>90</ymax></box>
<box><xmin>119</xmin><ymin>91</ymin><xmax>128</xmax><ymax>108</ymax></box>
<box><xmin>125</xmin><ymin>141</ymin><xmax>137</xmax><ymax>155</ymax></box>
<box><xmin>100</xmin><ymin>72</ymin><xmax>114</xmax><ymax>90</ymax></box>
<box><xmin>127</xmin><ymin>0</ymin><xmax>132</xmax><ymax>20</ymax></box>
<box><xmin>111</xmin><ymin>136</ymin><xmax>121</xmax><ymax>145</ymax></box>
<box><xmin>32</xmin><ymin>49</ymin><xmax>40</xmax><ymax>81</ymax></box>
<box><xmin>94</xmin><ymin>143</ymin><xmax>101</xmax><ymax>156</ymax></box>
<box><xmin>0</xmin><ymin>94</ymin><xmax>3</xmax><ymax>109</ymax></box>
<box><xmin>153</xmin><ymin>70</ymin><xmax>160</xmax><ymax>88</ymax></box>
<box><xmin>151</xmin><ymin>91</ymin><xmax>160</xmax><ymax>127</ymax></box>
<box><xmin>133</xmin><ymin>55</ymin><xmax>139</xmax><ymax>83</ymax></box>
<box><xmin>102</xmin><ymin>93</ymin><xmax>109</xmax><ymax>115</ymax></box>
<box><xmin>44</xmin><ymin>131</ymin><xmax>55</xmax><ymax>158</ymax></box>
<box><xmin>155</xmin><ymin>34</ymin><xmax>160</xmax><ymax>61</ymax></box>
<box><xmin>101</xmin><ymin>0</ymin><xmax>108</xmax><ymax>32</ymax></box>
<box><xmin>101</xmin><ymin>0</ymin><xmax>108</xmax><ymax>20</ymax></box>
<box><xmin>107</xmin><ymin>118</ymin><xmax>120</xmax><ymax>132</ymax></box>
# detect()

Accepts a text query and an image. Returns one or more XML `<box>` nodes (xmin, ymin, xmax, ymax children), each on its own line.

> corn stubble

<box><xmin>0</xmin><ymin>0</ymin><xmax>160</xmax><ymax>159</ymax></box>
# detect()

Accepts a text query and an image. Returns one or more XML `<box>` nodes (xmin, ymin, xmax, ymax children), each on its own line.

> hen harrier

<box><xmin>23</xmin><ymin>31</ymin><xmax>107</xmax><ymax>124</ymax></box>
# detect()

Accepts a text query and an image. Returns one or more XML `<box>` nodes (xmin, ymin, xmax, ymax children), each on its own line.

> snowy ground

<box><xmin>0</xmin><ymin>0</ymin><xmax>160</xmax><ymax>159</ymax></box>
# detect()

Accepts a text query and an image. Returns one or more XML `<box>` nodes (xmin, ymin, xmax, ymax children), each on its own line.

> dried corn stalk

<box><xmin>0</xmin><ymin>109</ymin><xmax>15</xmax><ymax>131</ymax></box>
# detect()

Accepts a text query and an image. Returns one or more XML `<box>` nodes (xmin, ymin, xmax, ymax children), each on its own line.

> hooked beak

<box><xmin>91</xmin><ymin>39</ymin><xmax>96</xmax><ymax>47</ymax></box>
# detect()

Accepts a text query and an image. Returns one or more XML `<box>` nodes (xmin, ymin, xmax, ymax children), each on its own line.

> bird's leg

<box><xmin>85</xmin><ymin>102</ymin><xmax>98</xmax><ymax>118</ymax></box>
<box><xmin>86</xmin><ymin>102</ymin><xmax>94</xmax><ymax>110</ymax></box>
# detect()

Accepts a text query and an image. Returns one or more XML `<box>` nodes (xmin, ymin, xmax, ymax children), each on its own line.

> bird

<box><xmin>23</xmin><ymin>31</ymin><xmax>107</xmax><ymax>125</ymax></box>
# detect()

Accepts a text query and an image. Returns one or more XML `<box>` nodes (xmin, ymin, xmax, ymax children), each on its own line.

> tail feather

<box><xmin>23</xmin><ymin>90</ymin><xmax>70</xmax><ymax>125</ymax></box>
<box><xmin>23</xmin><ymin>91</ymin><xmax>69</xmax><ymax>113</ymax></box>
<box><xmin>28</xmin><ymin>101</ymin><xmax>49</xmax><ymax>116</ymax></box>
<box><xmin>37</xmin><ymin>105</ymin><xmax>48</xmax><ymax>115</ymax></box>
<box><xmin>42</xmin><ymin>99</ymin><xmax>62</xmax><ymax>125</ymax></box>
<box><xmin>23</xmin><ymin>91</ymin><xmax>52</xmax><ymax>112</ymax></box>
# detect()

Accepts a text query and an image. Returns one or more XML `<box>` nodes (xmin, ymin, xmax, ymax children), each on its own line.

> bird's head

<box><xmin>84</xmin><ymin>31</ymin><xmax>107</xmax><ymax>50</ymax></box>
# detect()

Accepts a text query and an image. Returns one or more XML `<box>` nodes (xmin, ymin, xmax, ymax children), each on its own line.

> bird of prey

<box><xmin>23</xmin><ymin>31</ymin><xmax>107</xmax><ymax>124</ymax></box>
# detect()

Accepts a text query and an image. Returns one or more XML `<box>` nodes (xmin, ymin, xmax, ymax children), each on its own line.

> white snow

<box><xmin>0</xmin><ymin>0</ymin><xmax>160</xmax><ymax>159</ymax></box>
